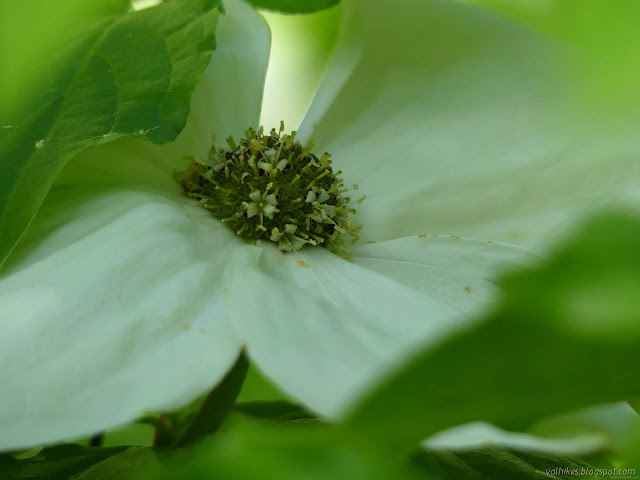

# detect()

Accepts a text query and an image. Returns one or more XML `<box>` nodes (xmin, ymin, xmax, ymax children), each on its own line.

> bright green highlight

<box><xmin>246</xmin><ymin>0</ymin><xmax>340</xmax><ymax>13</ymax></box>
<box><xmin>177</xmin><ymin>122</ymin><xmax>363</xmax><ymax>256</ymax></box>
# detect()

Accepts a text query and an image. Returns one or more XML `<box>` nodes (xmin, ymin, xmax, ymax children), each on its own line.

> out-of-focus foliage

<box><xmin>624</xmin><ymin>426</ymin><xmax>640</xmax><ymax>465</ymax></box>
<box><xmin>236</xmin><ymin>364</ymin><xmax>291</xmax><ymax>403</ymax></box>
<box><xmin>0</xmin><ymin>0</ymin><xmax>220</xmax><ymax>268</ymax></box>
<box><xmin>348</xmin><ymin>212</ymin><xmax>640</xmax><ymax>453</ymax></box>
<box><xmin>260</xmin><ymin>4</ymin><xmax>341</xmax><ymax>131</ymax></box>
<box><xmin>0</xmin><ymin>444</ymin><xmax>130</xmax><ymax>479</ymax></box>
<box><xmin>456</xmin><ymin>0</ymin><xmax>640</xmax><ymax>114</ymax></box>
<box><xmin>417</xmin><ymin>447</ymin><xmax>606</xmax><ymax>480</ymax></box>
<box><xmin>0</xmin><ymin>0</ymin><xmax>129</xmax><ymax>119</ymax></box>
<box><xmin>246</xmin><ymin>0</ymin><xmax>339</xmax><ymax>13</ymax></box>
<box><xmin>132</xmin><ymin>418</ymin><xmax>424</xmax><ymax>480</ymax></box>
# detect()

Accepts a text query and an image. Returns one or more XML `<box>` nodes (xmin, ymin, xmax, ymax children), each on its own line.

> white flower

<box><xmin>0</xmin><ymin>0</ymin><xmax>637</xmax><ymax>451</ymax></box>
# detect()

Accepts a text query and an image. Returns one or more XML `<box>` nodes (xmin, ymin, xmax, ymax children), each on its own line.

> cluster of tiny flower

<box><xmin>176</xmin><ymin>122</ymin><xmax>364</xmax><ymax>257</ymax></box>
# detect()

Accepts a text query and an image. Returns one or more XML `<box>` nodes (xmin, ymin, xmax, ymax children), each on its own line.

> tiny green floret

<box><xmin>176</xmin><ymin>122</ymin><xmax>363</xmax><ymax>257</ymax></box>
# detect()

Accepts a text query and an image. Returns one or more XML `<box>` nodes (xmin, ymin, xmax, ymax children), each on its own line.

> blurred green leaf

<box><xmin>259</xmin><ymin>3</ymin><xmax>341</xmax><ymax>131</ymax></box>
<box><xmin>416</xmin><ymin>447</ymin><xmax>606</xmax><ymax>480</ymax></box>
<box><xmin>70</xmin><ymin>447</ymin><xmax>158</xmax><ymax>480</ymax></box>
<box><xmin>234</xmin><ymin>400</ymin><xmax>314</xmax><ymax>423</ymax></box>
<box><xmin>0</xmin><ymin>0</ymin><xmax>220</xmax><ymax>268</ymax></box>
<box><xmin>236</xmin><ymin>364</ymin><xmax>290</xmax><ymax>403</ymax></box>
<box><xmin>622</xmin><ymin>426</ymin><xmax>640</xmax><ymax>467</ymax></box>
<box><xmin>348</xmin><ymin>212</ymin><xmax>640</xmax><ymax>453</ymax></box>
<box><xmin>101</xmin><ymin>423</ymin><xmax>155</xmax><ymax>448</ymax></box>
<box><xmin>0</xmin><ymin>0</ymin><xmax>130</xmax><ymax>119</ymax></box>
<box><xmin>133</xmin><ymin>418</ymin><xmax>425</xmax><ymax>480</ymax></box>
<box><xmin>0</xmin><ymin>444</ymin><xmax>128</xmax><ymax>480</ymax></box>
<box><xmin>457</xmin><ymin>0</ymin><xmax>640</xmax><ymax>113</ymax></box>
<box><xmin>245</xmin><ymin>0</ymin><xmax>339</xmax><ymax>13</ymax></box>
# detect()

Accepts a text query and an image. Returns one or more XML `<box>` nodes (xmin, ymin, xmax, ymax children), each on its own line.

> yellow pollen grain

<box><xmin>296</xmin><ymin>259</ymin><xmax>309</xmax><ymax>268</ymax></box>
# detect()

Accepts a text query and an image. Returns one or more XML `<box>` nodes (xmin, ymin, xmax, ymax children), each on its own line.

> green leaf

<box><xmin>0</xmin><ymin>0</ymin><xmax>220</xmax><ymax>268</ymax></box>
<box><xmin>236</xmin><ymin>364</ymin><xmax>291</xmax><ymax>403</ymax></box>
<box><xmin>244</xmin><ymin>0</ymin><xmax>339</xmax><ymax>14</ymax></box>
<box><xmin>0</xmin><ymin>1</ymin><xmax>131</xmax><ymax>119</ymax></box>
<box><xmin>347</xmin><ymin>212</ymin><xmax>640</xmax><ymax>452</ymax></box>
<box><xmin>70</xmin><ymin>447</ymin><xmax>158</xmax><ymax>480</ymax></box>
<box><xmin>416</xmin><ymin>447</ymin><xmax>606</xmax><ymax>480</ymax></box>
<box><xmin>133</xmin><ymin>418</ymin><xmax>425</xmax><ymax>480</ymax></box>
<box><xmin>234</xmin><ymin>400</ymin><xmax>315</xmax><ymax>423</ymax></box>
<box><xmin>623</xmin><ymin>426</ymin><xmax>640</xmax><ymax>465</ymax></box>
<box><xmin>0</xmin><ymin>444</ymin><xmax>128</xmax><ymax>480</ymax></box>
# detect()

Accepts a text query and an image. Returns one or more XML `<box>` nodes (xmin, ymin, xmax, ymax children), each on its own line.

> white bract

<box><xmin>0</xmin><ymin>0</ymin><xmax>638</xmax><ymax>451</ymax></box>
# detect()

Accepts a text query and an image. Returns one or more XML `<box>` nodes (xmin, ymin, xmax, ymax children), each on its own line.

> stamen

<box><xmin>176</xmin><ymin>123</ymin><xmax>363</xmax><ymax>256</ymax></box>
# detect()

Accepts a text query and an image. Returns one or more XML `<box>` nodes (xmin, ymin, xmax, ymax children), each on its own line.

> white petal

<box><xmin>426</xmin><ymin>423</ymin><xmax>605</xmax><ymax>455</ymax></box>
<box><xmin>351</xmin><ymin>234</ymin><xmax>539</xmax><ymax>318</ymax></box>
<box><xmin>0</xmin><ymin>151</ymin><xmax>244</xmax><ymax>449</ymax></box>
<box><xmin>301</xmin><ymin>0</ymin><xmax>640</xmax><ymax>252</ymax></box>
<box><xmin>425</xmin><ymin>403</ymin><xmax>639</xmax><ymax>456</ymax></box>
<box><xmin>0</xmin><ymin>0</ymin><xmax>270</xmax><ymax>450</ymax></box>
<box><xmin>224</xmin><ymin>242</ymin><xmax>468</xmax><ymax>418</ymax></box>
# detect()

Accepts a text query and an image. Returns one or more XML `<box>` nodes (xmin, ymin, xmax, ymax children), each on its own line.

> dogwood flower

<box><xmin>1</xmin><ymin>0</ymin><xmax>638</xmax><ymax>452</ymax></box>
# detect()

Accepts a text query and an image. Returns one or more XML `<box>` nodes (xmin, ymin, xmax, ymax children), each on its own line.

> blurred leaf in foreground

<box><xmin>0</xmin><ymin>444</ymin><xmax>129</xmax><ymax>480</ymax></box>
<box><xmin>416</xmin><ymin>446</ymin><xmax>607</xmax><ymax>480</ymax></box>
<box><xmin>133</xmin><ymin>418</ymin><xmax>424</xmax><ymax>480</ymax></box>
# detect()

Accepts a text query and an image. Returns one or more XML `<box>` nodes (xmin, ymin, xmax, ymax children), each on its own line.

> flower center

<box><xmin>176</xmin><ymin>122</ymin><xmax>364</xmax><ymax>257</ymax></box>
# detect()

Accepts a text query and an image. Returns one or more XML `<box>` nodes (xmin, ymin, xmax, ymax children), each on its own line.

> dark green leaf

<box><xmin>0</xmin><ymin>0</ymin><xmax>220</xmax><ymax>268</ymax></box>
<box><xmin>70</xmin><ymin>447</ymin><xmax>158</xmax><ymax>480</ymax></box>
<box><xmin>244</xmin><ymin>0</ymin><xmax>339</xmax><ymax>14</ymax></box>
<box><xmin>416</xmin><ymin>447</ymin><xmax>606</xmax><ymax>480</ymax></box>
<box><xmin>234</xmin><ymin>400</ymin><xmax>315</xmax><ymax>423</ymax></box>
<box><xmin>0</xmin><ymin>444</ymin><xmax>127</xmax><ymax>480</ymax></box>
<box><xmin>348</xmin><ymin>212</ymin><xmax>640</xmax><ymax>453</ymax></box>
